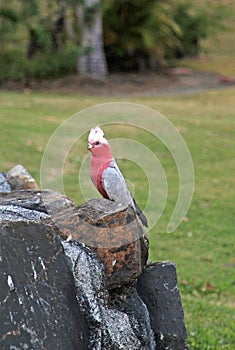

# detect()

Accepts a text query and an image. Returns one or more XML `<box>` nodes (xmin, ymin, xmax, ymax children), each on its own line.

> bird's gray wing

<box><xmin>102</xmin><ymin>160</ymin><xmax>148</xmax><ymax>227</ymax></box>
<box><xmin>102</xmin><ymin>160</ymin><xmax>132</xmax><ymax>207</ymax></box>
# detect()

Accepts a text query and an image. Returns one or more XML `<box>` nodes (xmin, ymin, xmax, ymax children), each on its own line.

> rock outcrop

<box><xmin>0</xmin><ymin>166</ymin><xmax>188</xmax><ymax>349</ymax></box>
<box><xmin>0</xmin><ymin>190</ymin><xmax>148</xmax><ymax>290</ymax></box>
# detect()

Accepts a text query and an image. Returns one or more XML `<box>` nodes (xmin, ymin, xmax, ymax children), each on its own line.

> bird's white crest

<box><xmin>88</xmin><ymin>126</ymin><xmax>108</xmax><ymax>144</ymax></box>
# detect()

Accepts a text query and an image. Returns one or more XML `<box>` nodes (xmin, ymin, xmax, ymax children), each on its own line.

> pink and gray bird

<box><xmin>88</xmin><ymin>126</ymin><xmax>148</xmax><ymax>227</ymax></box>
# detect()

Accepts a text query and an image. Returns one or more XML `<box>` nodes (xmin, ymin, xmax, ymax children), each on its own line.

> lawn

<box><xmin>0</xmin><ymin>87</ymin><xmax>234</xmax><ymax>349</ymax></box>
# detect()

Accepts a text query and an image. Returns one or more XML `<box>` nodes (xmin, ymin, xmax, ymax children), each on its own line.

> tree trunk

<box><xmin>76</xmin><ymin>0</ymin><xmax>108</xmax><ymax>80</ymax></box>
<box><xmin>60</xmin><ymin>0</ymin><xmax>76</xmax><ymax>43</ymax></box>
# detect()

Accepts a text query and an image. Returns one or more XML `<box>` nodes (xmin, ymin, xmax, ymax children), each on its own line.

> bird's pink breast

<box><xmin>90</xmin><ymin>144</ymin><xmax>113</xmax><ymax>199</ymax></box>
<box><xmin>91</xmin><ymin>159</ymin><xmax>110</xmax><ymax>198</ymax></box>
<box><xmin>96</xmin><ymin>162</ymin><xmax>110</xmax><ymax>198</ymax></box>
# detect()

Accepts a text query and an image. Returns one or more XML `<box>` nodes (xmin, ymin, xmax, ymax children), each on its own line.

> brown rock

<box><xmin>6</xmin><ymin>164</ymin><xmax>39</xmax><ymax>190</ymax></box>
<box><xmin>51</xmin><ymin>198</ymin><xmax>149</xmax><ymax>289</ymax></box>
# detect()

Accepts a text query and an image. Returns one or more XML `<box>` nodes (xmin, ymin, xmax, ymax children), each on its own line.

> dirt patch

<box><xmin>0</xmin><ymin>69</ymin><xmax>233</xmax><ymax>97</ymax></box>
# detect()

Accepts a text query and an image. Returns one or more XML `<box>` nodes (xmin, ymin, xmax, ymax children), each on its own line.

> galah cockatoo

<box><xmin>88</xmin><ymin>126</ymin><xmax>148</xmax><ymax>227</ymax></box>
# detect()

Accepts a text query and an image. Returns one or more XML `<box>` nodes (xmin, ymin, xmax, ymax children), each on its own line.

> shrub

<box><xmin>0</xmin><ymin>46</ymin><xmax>79</xmax><ymax>83</ymax></box>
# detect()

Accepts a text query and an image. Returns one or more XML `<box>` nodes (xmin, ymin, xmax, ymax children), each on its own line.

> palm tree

<box><xmin>77</xmin><ymin>0</ymin><xmax>108</xmax><ymax>80</ymax></box>
<box><xmin>103</xmin><ymin>0</ymin><xmax>181</xmax><ymax>71</ymax></box>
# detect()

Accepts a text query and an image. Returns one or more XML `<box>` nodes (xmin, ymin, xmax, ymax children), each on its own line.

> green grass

<box><xmin>0</xmin><ymin>88</ymin><xmax>235</xmax><ymax>349</ymax></box>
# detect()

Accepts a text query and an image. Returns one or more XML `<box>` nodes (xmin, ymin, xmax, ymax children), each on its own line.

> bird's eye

<box><xmin>95</xmin><ymin>141</ymin><xmax>100</xmax><ymax>145</ymax></box>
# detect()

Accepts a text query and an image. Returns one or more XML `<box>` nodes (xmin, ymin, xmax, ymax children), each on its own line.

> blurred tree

<box><xmin>60</xmin><ymin>0</ymin><xmax>77</xmax><ymax>43</ymax></box>
<box><xmin>103</xmin><ymin>0</ymin><xmax>181</xmax><ymax>72</ymax></box>
<box><xmin>0</xmin><ymin>7</ymin><xmax>19</xmax><ymax>52</ymax></box>
<box><xmin>76</xmin><ymin>0</ymin><xmax>108</xmax><ymax>79</ymax></box>
<box><xmin>0</xmin><ymin>0</ymin><xmax>65</xmax><ymax>57</ymax></box>
<box><xmin>24</xmin><ymin>0</ymin><xmax>66</xmax><ymax>58</ymax></box>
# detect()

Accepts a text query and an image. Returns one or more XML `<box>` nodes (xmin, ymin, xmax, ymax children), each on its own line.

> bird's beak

<box><xmin>88</xmin><ymin>142</ymin><xmax>93</xmax><ymax>151</ymax></box>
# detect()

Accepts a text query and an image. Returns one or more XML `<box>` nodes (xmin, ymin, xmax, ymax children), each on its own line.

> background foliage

<box><xmin>0</xmin><ymin>0</ymin><xmax>229</xmax><ymax>82</ymax></box>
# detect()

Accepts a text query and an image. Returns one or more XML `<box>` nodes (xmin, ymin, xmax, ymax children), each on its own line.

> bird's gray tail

<box><xmin>132</xmin><ymin>197</ymin><xmax>148</xmax><ymax>227</ymax></box>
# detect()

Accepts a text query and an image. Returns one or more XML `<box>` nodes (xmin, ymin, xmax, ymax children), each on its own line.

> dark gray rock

<box><xmin>0</xmin><ymin>190</ymin><xmax>74</xmax><ymax>215</ymax></box>
<box><xmin>108</xmin><ymin>286</ymin><xmax>156</xmax><ymax>349</ymax></box>
<box><xmin>137</xmin><ymin>262</ymin><xmax>189</xmax><ymax>350</ymax></box>
<box><xmin>0</xmin><ymin>173</ymin><xmax>11</xmax><ymax>193</ymax></box>
<box><xmin>62</xmin><ymin>240</ymin><xmax>155</xmax><ymax>350</ymax></box>
<box><xmin>0</xmin><ymin>208</ymin><xmax>88</xmax><ymax>350</ymax></box>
